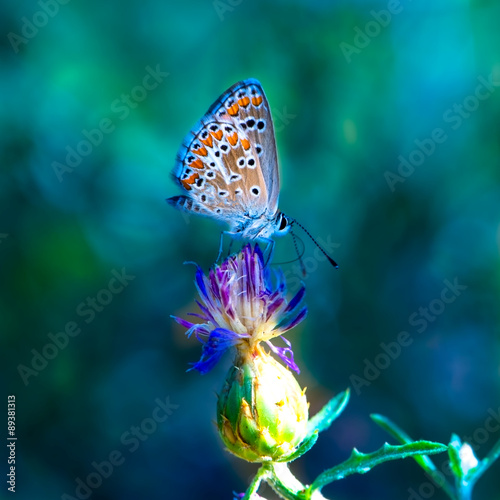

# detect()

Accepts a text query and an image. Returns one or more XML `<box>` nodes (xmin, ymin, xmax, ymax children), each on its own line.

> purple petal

<box><xmin>189</xmin><ymin>328</ymin><xmax>249</xmax><ymax>374</ymax></box>
<box><xmin>209</xmin><ymin>269</ymin><xmax>221</xmax><ymax>300</ymax></box>
<box><xmin>265</xmin><ymin>296</ymin><xmax>285</xmax><ymax>322</ymax></box>
<box><xmin>171</xmin><ymin>315</ymin><xmax>195</xmax><ymax>330</ymax></box>
<box><xmin>187</xmin><ymin>312</ymin><xmax>209</xmax><ymax>321</ymax></box>
<box><xmin>284</xmin><ymin>286</ymin><xmax>305</xmax><ymax>313</ymax></box>
<box><xmin>220</xmin><ymin>281</ymin><xmax>231</xmax><ymax>309</ymax></box>
<box><xmin>272</xmin><ymin>268</ymin><xmax>285</xmax><ymax>292</ymax></box>
<box><xmin>195</xmin><ymin>300</ymin><xmax>216</xmax><ymax>324</ymax></box>
<box><xmin>266</xmin><ymin>338</ymin><xmax>300</xmax><ymax>373</ymax></box>
<box><xmin>275</xmin><ymin>306</ymin><xmax>307</xmax><ymax>333</ymax></box>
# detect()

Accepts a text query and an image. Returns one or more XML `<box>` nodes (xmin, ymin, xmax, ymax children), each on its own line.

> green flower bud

<box><xmin>217</xmin><ymin>346</ymin><xmax>309</xmax><ymax>462</ymax></box>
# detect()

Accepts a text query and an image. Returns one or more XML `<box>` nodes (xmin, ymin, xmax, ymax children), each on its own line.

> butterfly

<box><xmin>167</xmin><ymin>78</ymin><xmax>338</xmax><ymax>267</ymax></box>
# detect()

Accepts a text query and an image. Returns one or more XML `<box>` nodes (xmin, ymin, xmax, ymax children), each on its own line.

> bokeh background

<box><xmin>2</xmin><ymin>0</ymin><xmax>500</xmax><ymax>499</ymax></box>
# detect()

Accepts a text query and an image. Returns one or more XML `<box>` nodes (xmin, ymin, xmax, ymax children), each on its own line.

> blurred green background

<box><xmin>2</xmin><ymin>0</ymin><xmax>500</xmax><ymax>499</ymax></box>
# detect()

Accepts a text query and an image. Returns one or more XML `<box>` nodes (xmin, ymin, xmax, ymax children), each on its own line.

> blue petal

<box><xmin>284</xmin><ymin>285</ymin><xmax>305</xmax><ymax>313</ymax></box>
<box><xmin>194</xmin><ymin>266</ymin><xmax>208</xmax><ymax>299</ymax></box>
<box><xmin>275</xmin><ymin>306</ymin><xmax>307</xmax><ymax>333</ymax></box>
<box><xmin>189</xmin><ymin>328</ymin><xmax>249</xmax><ymax>374</ymax></box>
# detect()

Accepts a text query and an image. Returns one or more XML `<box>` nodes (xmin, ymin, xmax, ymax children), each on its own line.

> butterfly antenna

<box><xmin>289</xmin><ymin>218</ymin><xmax>339</xmax><ymax>269</ymax></box>
<box><xmin>290</xmin><ymin>227</ymin><xmax>306</xmax><ymax>277</ymax></box>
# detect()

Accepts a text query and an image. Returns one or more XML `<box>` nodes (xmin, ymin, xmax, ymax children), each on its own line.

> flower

<box><xmin>173</xmin><ymin>243</ymin><xmax>307</xmax><ymax>374</ymax></box>
<box><xmin>217</xmin><ymin>345</ymin><xmax>308</xmax><ymax>462</ymax></box>
<box><xmin>173</xmin><ymin>244</ymin><xmax>309</xmax><ymax>462</ymax></box>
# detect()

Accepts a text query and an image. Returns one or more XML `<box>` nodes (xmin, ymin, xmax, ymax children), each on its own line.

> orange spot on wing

<box><xmin>211</xmin><ymin>130</ymin><xmax>223</xmax><ymax>141</ymax></box>
<box><xmin>252</xmin><ymin>95</ymin><xmax>263</xmax><ymax>106</ymax></box>
<box><xmin>227</xmin><ymin>132</ymin><xmax>238</xmax><ymax>146</ymax></box>
<box><xmin>189</xmin><ymin>158</ymin><xmax>204</xmax><ymax>169</ymax></box>
<box><xmin>228</xmin><ymin>104</ymin><xmax>239</xmax><ymax>116</ymax></box>
<box><xmin>181</xmin><ymin>172</ymin><xmax>199</xmax><ymax>191</ymax></box>
<box><xmin>238</xmin><ymin>96</ymin><xmax>250</xmax><ymax>107</ymax></box>
<box><xmin>200</xmin><ymin>134</ymin><xmax>213</xmax><ymax>148</ymax></box>
<box><xmin>240</xmin><ymin>138</ymin><xmax>250</xmax><ymax>150</ymax></box>
<box><xmin>192</xmin><ymin>146</ymin><xmax>208</xmax><ymax>156</ymax></box>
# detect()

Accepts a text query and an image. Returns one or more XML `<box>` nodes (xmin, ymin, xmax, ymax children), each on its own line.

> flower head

<box><xmin>174</xmin><ymin>244</ymin><xmax>309</xmax><ymax>462</ymax></box>
<box><xmin>173</xmin><ymin>244</ymin><xmax>306</xmax><ymax>374</ymax></box>
<box><xmin>217</xmin><ymin>345</ymin><xmax>308</xmax><ymax>462</ymax></box>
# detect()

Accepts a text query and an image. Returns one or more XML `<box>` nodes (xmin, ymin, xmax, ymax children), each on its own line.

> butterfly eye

<box><xmin>255</xmin><ymin>145</ymin><xmax>263</xmax><ymax>156</ymax></box>
<box><xmin>250</xmin><ymin>186</ymin><xmax>260</xmax><ymax>196</ymax></box>
<box><xmin>247</xmin><ymin>156</ymin><xmax>256</xmax><ymax>168</ymax></box>
<box><xmin>200</xmin><ymin>194</ymin><xmax>207</xmax><ymax>202</ymax></box>
<box><xmin>219</xmin><ymin>190</ymin><xmax>229</xmax><ymax>197</ymax></box>
<box><xmin>257</xmin><ymin>120</ymin><xmax>266</xmax><ymax>131</ymax></box>
<box><xmin>206</xmin><ymin>171</ymin><xmax>215</xmax><ymax>178</ymax></box>
<box><xmin>237</xmin><ymin>157</ymin><xmax>246</xmax><ymax>168</ymax></box>
<box><xmin>279</xmin><ymin>214</ymin><xmax>288</xmax><ymax>231</ymax></box>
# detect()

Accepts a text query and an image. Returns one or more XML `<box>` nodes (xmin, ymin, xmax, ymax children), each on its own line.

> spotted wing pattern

<box><xmin>168</xmin><ymin>79</ymin><xmax>280</xmax><ymax>231</ymax></box>
<box><xmin>207</xmin><ymin>79</ymin><xmax>279</xmax><ymax>213</ymax></box>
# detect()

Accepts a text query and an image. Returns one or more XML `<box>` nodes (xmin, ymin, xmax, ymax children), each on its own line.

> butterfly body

<box><xmin>167</xmin><ymin>79</ymin><xmax>291</xmax><ymax>242</ymax></box>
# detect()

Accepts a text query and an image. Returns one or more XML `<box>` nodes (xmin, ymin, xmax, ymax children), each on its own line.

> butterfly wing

<box><xmin>209</xmin><ymin>79</ymin><xmax>280</xmax><ymax>214</ymax></box>
<box><xmin>169</xmin><ymin>79</ymin><xmax>278</xmax><ymax>229</ymax></box>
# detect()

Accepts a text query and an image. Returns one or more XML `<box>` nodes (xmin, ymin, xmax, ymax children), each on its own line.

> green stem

<box><xmin>264</xmin><ymin>462</ymin><xmax>328</xmax><ymax>500</ymax></box>
<box><xmin>243</xmin><ymin>466</ymin><xmax>270</xmax><ymax>500</ymax></box>
<box><xmin>456</xmin><ymin>483</ymin><xmax>473</xmax><ymax>500</ymax></box>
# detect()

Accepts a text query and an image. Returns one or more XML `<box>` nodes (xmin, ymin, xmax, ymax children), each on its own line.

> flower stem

<box><xmin>264</xmin><ymin>462</ymin><xmax>328</xmax><ymax>500</ymax></box>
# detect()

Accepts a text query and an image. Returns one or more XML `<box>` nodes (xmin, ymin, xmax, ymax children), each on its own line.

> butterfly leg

<box><xmin>261</xmin><ymin>237</ymin><xmax>275</xmax><ymax>266</ymax></box>
<box><xmin>217</xmin><ymin>231</ymin><xmax>236</xmax><ymax>263</ymax></box>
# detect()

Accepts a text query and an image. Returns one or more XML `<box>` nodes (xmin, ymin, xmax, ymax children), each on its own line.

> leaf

<box><xmin>308</xmin><ymin>441</ymin><xmax>448</xmax><ymax>495</ymax></box>
<box><xmin>371</xmin><ymin>414</ymin><xmax>455</xmax><ymax>500</ymax></box>
<box><xmin>277</xmin><ymin>431</ymin><xmax>319</xmax><ymax>463</ymax></box>
<box><xmin>306</xmin><ymin>389</ymin><xmax>350</xmax><ymax>437</ymax></box>
<box><xmin>448</xmin><ymin>434</ymin><xmax>465</xmax><ymax>481</ymax></box>
<box><xmin>370</xmin><ymin>413</ymin><xmax>438</xmax><ymax>471</ymax></box>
